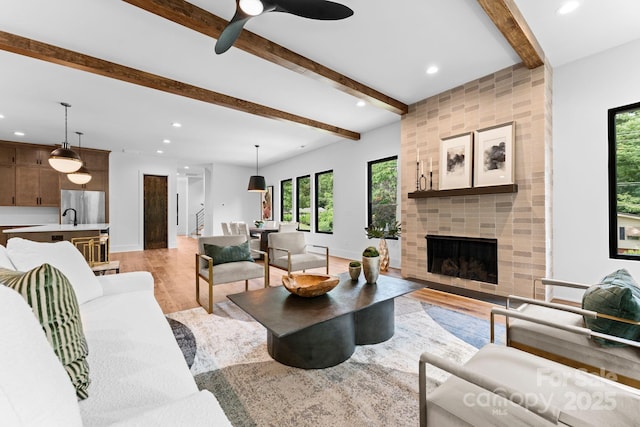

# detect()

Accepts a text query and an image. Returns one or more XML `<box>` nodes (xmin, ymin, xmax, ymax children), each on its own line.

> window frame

<box><xmin>296</xmin><ymin>174</ymin><xmax>311</xmax><ymax>232</ymax></box>
<box><xmin>280</xmin><ymin>178</ymin><xmax>293</xmax><ymax>223</ymax></box>
<box><xmin>367</xmin><ymin>155</ymin><xmax>399</xmax><ymax>239</ymax></box>
<box><xmin>314</xmin><ymin>169</ymin><xmax>334</xmax><ymax>234</ymax></box>
<box><xmin>608</xmin><ymin>101</ymin><xmax>640</xmax><ymax>260</ymax></box>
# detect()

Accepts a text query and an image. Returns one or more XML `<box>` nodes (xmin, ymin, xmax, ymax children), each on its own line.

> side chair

<box><xmin>267</xmin><ymin>231</ymin><xmax>328</xmax><ymax>276</ymax></box>
<box><xmin>195</xmin><ymin>235</ymin><xmax>269</xmax><ymax>314</ymax></box>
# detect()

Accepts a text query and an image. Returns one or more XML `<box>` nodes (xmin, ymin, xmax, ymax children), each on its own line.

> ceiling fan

<box><xmin>215</xmin><ymin>0</ymin><xmax>354</xmax><ymax>54</ymax></box>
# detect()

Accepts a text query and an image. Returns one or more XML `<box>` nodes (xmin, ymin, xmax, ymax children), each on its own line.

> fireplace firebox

<box><xmin>426</xmin><ymin>235</ymin><xmax>498</xmax><ymax>284</ymax></box>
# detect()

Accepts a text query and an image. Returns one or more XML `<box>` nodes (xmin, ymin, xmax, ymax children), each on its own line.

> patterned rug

<box><xmin>166</xmin><ymin>296</ymin><xmax>500</xmax><ymax>427</ymax></box>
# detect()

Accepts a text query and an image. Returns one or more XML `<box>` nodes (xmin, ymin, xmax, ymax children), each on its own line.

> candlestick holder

<box><xmin>429</xmin><ymin>171</ymin><xmax>433</xmax><ymax>190</ymax></box>
<box><xmin>415</xmin><ymin>161</ymin><xmax>420</xmax><ymax>191</ymax></box>
<box><xmin>419</xmin><ymin>174</ymin><xmax>427</xmax><ymax>191</ymax></box>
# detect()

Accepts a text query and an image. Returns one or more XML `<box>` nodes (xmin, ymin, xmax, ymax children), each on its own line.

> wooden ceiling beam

<box><xmin>0</xmin><ymin>31</ymin><xmax>360</xmax><ymax>141</ymax></box>
<box><xmin>476</xmin><ymin>0</ymin><xmax>544</xmax><ymax>69</ymax></box>
<box><xmin>122</xmin><ymin>0</ymin><xmax>408</xmax><ymax>115</ymax></box>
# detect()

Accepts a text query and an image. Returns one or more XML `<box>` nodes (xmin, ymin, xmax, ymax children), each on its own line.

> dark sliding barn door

<box><xmin>144</xmin><ymin>174</ymin><xmax>168</xmax><ymax>250</ymax></box>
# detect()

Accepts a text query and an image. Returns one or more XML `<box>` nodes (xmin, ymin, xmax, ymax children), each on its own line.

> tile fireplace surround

<box><xmin>401</xmin><ymin>64</ymin><xmax>552</xmax><ymax>300</ymax></box>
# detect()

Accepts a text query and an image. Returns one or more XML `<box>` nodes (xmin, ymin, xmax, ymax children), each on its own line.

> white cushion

<box><xmin>7</xmin><ymin>238</ymin><xmax>103</xmax><ymax>304</ymax></box>
<box><xmin>0</xmin><ymin>285</ymin><xmax>82</xmax><ymax>427</ymax></box>
<box><xmin>78</xmin><ymin>290</ymin><xmax>199</xmax><ymax>425</ymax></box>
<box><xmin>0</xmin><ymin>244</ymin><xmax>15</xmax><ymax>270</ymax></box>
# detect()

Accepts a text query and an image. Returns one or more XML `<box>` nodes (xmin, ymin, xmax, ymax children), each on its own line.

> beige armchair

<box><xmin>268</xmin><ymin>232</ymin><xmax>328</xmax><ymax>275</ymax></box>
<box><xmin>195</xmin><ymin>235</ymin><xmax>269</xmax><ymax>314</ymax></box>
<box><xmin>494</xmin><ymin>278</ymin><xmax>640</xmax><ymax>388</ymax></box>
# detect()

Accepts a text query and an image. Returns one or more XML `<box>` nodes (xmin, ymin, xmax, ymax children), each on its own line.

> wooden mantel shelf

<box><xmin>408</xmin><ymin>184</ymin><xmax>518</xmax><ymax>199</ymax></box>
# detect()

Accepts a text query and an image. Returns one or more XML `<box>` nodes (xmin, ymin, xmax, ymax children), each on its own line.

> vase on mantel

<box><xmin>378</xmin><ymin>238</ymin><xmax>389</xmax><ymax>272</ymax></box>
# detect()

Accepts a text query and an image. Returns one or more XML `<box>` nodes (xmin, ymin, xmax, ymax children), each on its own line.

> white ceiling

<box><xmin>0</xmin><ymin>0</ymin><xmax>639</xmax><ymax>169</ymax></box>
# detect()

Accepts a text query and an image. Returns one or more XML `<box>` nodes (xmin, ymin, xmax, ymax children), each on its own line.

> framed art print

<box><xmin>439</xmin><ymin>132</ymin><xmax>473</xmax><ymax>190</ymax></box>
<box><xmin>474</xmin><ymin>122</ymin><xmax>514</xmax><ymax>187</ymax></box>
<box><xmin>262</xmin><ymin>186</ymin><xmax>273</xmax><ymax>221</ymax></box>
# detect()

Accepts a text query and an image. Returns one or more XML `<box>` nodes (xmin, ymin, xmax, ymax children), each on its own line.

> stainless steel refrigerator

<box><xmin>60</xmin><ymin>190</ymin><xmax>106</xmax><ymax>224</ymax></box>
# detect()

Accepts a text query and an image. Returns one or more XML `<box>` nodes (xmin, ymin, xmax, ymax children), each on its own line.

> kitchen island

<box><xmin>3</xmin><ymin>223</ymin><xmax>110</xmax><ymax>243</ymax></box>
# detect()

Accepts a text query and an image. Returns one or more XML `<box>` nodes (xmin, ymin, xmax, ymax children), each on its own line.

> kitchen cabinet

<box><xmin>0</xmin><ymin>164</ymin><xmax>16</xmax><ymax>205</ymax></box>
<box><xmin>0</xmin><ymin>141</ymin><xmax>108</xmax><ymax>209</ymax></box>
<box><xmin>15</xmin><ymin>167</ymin><xmax>60</xmax><ymax>207</ymax></box>
<box><xmin>0</xmin><ymin>145</ymin><xmax>15</xmax><ymax>165</ymax></box>
<box><xmin>15</xmin><ymin>145</ymin><xmax>51</xmax><ymax>167</ymax></box>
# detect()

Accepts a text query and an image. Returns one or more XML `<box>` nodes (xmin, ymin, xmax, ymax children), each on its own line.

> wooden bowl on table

<box><xmin>282</xmin><ymin>273</ymin><xmax>340</xmax><ymax>297</ymax></box>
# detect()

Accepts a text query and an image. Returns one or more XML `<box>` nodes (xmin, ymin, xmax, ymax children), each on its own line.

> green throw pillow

<box><xmin>203</xmin><ymin>241</ymin><xmax>254</xmax><ymax>266</ymax></box>
<box><xmin>0</xmin><ymin>264</ymin><xmax>90</xmax><ymax>399</ymax></box>
<box><xmin>582</xmin><ymin>269</ymin><xmax>640</xmax><ymax>347</ymax></box>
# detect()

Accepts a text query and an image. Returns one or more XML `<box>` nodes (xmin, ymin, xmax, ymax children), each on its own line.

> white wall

<box><xmin>187</xmin><ymin>176</ymin><xmax>204</xmax><ymax>234</ymax></box>
<box><xmin>0</xmin><ymin>206</ymin><xmax>59</xmax><ymax>226</ymax></box>
<box><xmin>208</xmin><ymin>163</ymin><xmax>261</xmax><ymax>235</ymax></box>
<box><xmin>109</xmin><ymin>151</ymin><xmax>179</xmax><ymax>252</ymax></box>
<box><xmin>261</xmin><ymin>121</ymin><xmax>402</xmax><ymax>267</ymax></box>
<box><xmin>553</xmin><ymin>38</ymin><xmax>640</xmax><ymax>300</ymax></box>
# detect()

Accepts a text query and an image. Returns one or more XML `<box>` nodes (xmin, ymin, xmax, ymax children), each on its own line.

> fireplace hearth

<box><xmin>426</xmin><ymin>235</ymin><xmax>498</xmax><ymax>284</ymax></box>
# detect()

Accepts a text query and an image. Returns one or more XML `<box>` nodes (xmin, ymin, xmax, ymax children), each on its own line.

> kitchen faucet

<box><xmin>63</xmin><ymin>208</ymin><xmax>78</xmax><ymax>226</ymax></box>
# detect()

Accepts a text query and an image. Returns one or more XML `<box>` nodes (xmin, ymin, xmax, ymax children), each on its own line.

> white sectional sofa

<box><xmin>0</xmin><ymin>238</ymin><xmax>231</xmax><ymax>426</ymax></box>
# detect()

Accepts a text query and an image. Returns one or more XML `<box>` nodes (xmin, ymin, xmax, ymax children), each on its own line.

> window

<box><xmin>609</xmin><ymin>101</ymin><xmax>640</xmax><ymax>259</ymax></box>
<box><xmin>281</xmin><ymin>179</ymin><xmax>293</xmax><ymax>222</ymax></box>
<box><xmin>368</xmin><ymin>156</ymin><xmax>398</xmax><ymax>233</ymax></box>
<box><xmin>296</xmin><ymin>175</ymin><xmax>311</xmax><ymax>231</ymax></box>
<box><xmin>315</xmin><ymin>170</ymin><xmax>333</xmax><ymax>234</ymax></box>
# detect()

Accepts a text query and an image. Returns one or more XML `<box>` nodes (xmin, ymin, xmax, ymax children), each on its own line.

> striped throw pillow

<box><xmin>0</xmin><ymin>264</ymin><xmax>90</xmax><ymax>399</ymax></box>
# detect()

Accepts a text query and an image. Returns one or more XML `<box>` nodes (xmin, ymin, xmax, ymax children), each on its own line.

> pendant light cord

<box><xmin>255</xmin><ymin>144</ymin><xmax>260</xmax><ymax>174</ymax></box>
<box><xmin>61</xmin><ymin>102</ymin><xmax>71</xmax><ymax>149</ymax></box>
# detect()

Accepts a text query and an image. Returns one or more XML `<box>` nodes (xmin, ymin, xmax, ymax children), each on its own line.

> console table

<box><xmin>228</xmin><ymin>273</ymin><xmax>423</xmax><ymax>369</ymax></box>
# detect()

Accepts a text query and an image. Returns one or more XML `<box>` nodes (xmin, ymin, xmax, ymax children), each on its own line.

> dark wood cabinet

<box><xmin>0</xmin><ymin>145</ymin><xmax>15</xmax><ymax>165</ymax></box>
<box><xmin>0</xmin><ymin>141</ymin><xmax>108</xmax><ymax>208</ymax></box>
<box><xmin>15</xmin><ymin>145</ymin><xmax>50</xmax><ymax>167</ymax></box>
<box><xmin>0</xmin><ymin>165</ymin><xmax>16</xmax><ymax>205</ymax></box>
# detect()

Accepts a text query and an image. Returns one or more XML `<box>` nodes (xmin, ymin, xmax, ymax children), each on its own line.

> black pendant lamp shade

<box><xmin>248</xmin><ymin>144</ymin><xmax>267</xmax><ymax>192</ymax></box>
<box><xmin>48</xmin><ymin>102</ymin><xmax>83</xmax><ymax>173</ymax></box>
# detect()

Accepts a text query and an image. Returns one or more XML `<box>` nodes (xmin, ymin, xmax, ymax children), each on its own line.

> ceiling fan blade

<box><xmin>215</xmin><ymin>10</ymin><xmax>252</xmax><ymax>54</ymax></box>
<box><xmin>273</xmin><ymin>0</ymin><xmax>353</xmax><ymax>20</ymax></box>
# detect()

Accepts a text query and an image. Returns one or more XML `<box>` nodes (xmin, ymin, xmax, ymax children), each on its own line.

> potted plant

<box><xmin>362</xmin><ymin>246</ymin><xmax>380</xmax><ymax>284</ymax></box>
<box><xmin>348</xmin><ymin>260</ymin><xmax>361</xmax><ymax>281</ymax></box>
<box><xmin>254</xmin><ymin>220</ymin><xmax>264</xmax><ymax>228</ymax></box>
<box><xmin>365</xmin><ymin>222</ymin><xmax>402</xmax><ymax>272</ymax></box>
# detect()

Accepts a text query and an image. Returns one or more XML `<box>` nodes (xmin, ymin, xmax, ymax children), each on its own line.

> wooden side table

<box><xmin>91</xmin><ymin>260</ymin><xmax>120</xmax><ymax>275</ymax></box>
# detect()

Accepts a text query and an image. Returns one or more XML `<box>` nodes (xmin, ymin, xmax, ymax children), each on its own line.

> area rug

<box><xmin>166</xmin><ymin>297</ymin><xmax>494</xmax><ymax>427</ymax></box>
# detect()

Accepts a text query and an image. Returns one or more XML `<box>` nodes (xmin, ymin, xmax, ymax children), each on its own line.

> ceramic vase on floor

<box><xmin>362</xmin><ymin>256</ymin><xmax>380</xmax><ymax>284</ymax></box>
<box><xmin>378</xmin><ymin>238</ymin><xmax>389</xmax><ymax>272</ymax></box>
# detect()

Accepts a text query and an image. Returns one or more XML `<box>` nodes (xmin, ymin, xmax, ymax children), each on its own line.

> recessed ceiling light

<box><xmin>356</xmin><ymin>100</ymin><xmax>366</xmax><ymax>107</ymax></box>
<box><xmin>171</xmin><ymin>122</ymin><xmax>182</xmax><ymax>128</ymax></box>
<box><xmin>426</xmin><ymin>66</ymin><xmax>439</xmax><ymax>75</ymax></box>
<box><xmin>157</xmin><ymin>150</ymin><xmax>164</xmax><ymax>154</ymax></box>
<box><xmin>13</xmin><ymin>131</ymin><xmax>25</xmax><ymax>136</ymax></box>
<box><xmin>184</xmin><ymin>166</ymin><xmax>190</xmax><ymax>169</ymax></box>
<box><xmin>557</xmin><ymin>1</ymin><xmax>579</xmax><ymax>15</ymax></box>
<box><xmin>0</xmin><ymin>114</ymin><xmax>5</xmax><ymax>119</ymax></box>
<box><xmin>163</xmin><ymin>139</ymin><xmax>171</xmax><ymax>144</ymax></box>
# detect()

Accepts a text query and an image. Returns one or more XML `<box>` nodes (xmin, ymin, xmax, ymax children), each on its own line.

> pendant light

<box><xmin>67</xmin><ymin>132</ymin><xmax>92</xmax><ymax>185</ymax></box>
<box><xmin>247</xmin><ymin>144</ymin><xmax>266</xmax><ymax>192</ymax></box>
<box><xmin>48</xmin><ymin>102</ymin><xmax>83</xmax><ymax>173</ymax></box>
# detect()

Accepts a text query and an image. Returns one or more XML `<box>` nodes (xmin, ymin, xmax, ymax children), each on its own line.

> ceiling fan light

<box><xmin>248</xmin><ymin>175</ymin><xmax>267</xmax><ymax>192</ymax></box>
<box><xmin>239</xmin><ymin>0</ymin><xmax>264</xmax><ymax>16</ymax></box>
<box><xmin>67</xmin><ymin>165</ymin><xmax>92</xmax><ymax>185</ymax></box>
<box><xmin>49</xmin><ymin>147</ymin><xmax>83</xmax><ymax>173</ymax></box>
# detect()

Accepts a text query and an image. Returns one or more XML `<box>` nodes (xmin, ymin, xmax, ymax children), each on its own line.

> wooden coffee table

<box><xmin>227</xmin><ymin>273</ymin><xmax>423</xmax><ymax>369</ymax></box>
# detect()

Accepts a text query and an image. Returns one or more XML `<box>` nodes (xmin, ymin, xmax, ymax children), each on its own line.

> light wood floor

<box><xmin>110</xmin><ymin>236</ymin><xmax>500</xmax><ymax>320</ymax></box>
